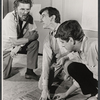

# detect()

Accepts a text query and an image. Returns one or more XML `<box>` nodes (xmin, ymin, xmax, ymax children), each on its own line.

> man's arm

<box><xmin>9</xmin><ymin>37</ymin><xmax>29</xmax><ymax>46</ymax></box>
<box><xmin>53</xmin><ymin>83</ymin><xmax>78</xmax><ymax>100</ymax></box>
<box><xmin>9</xmin><ymin>30</ymin><xmax>39</xmax><ymax>46</ymax></box>
<box><xmin>87</xmin><ymin>41</ymin><xmax>98</xmax><ymax>80</ymax></box>
<box><xmin>42</xmin><ymin>42</ymin><xmax>53</xmax><ymax>88</ymax></box>
<box><xmin>40</xmin><ymin>41</ymin><xmax>53</xmax><ymax>100</ymax></box>
<box><xmin>23</xmin><ymin>30</ymin><xmax>39</xmax><ymax>41</ymax></box>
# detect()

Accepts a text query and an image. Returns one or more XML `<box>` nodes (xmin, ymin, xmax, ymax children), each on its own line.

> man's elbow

<box><xmin>29</xmin><ymin>30</ymin><xmax>39</xmax><ymax>41</ymax></box>
<box><xmin>32</xmin><ymin>30</ymin><xmax>39</xmax><ymax>40</ymax></box>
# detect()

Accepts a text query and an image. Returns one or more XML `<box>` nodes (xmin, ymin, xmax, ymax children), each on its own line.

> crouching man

<box><xmin>53</xmin><ymin>20</ymin><xmax>98</xmax><ymax>100</ymax></box>
<box><xmin>3</xmin><ymin>0</ymin><xmax>39</xmax><ymax>80</ymax></box>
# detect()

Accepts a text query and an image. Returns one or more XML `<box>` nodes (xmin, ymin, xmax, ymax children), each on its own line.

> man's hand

<box><xmin>56</xmin><ymin>56</ymin><xmax>69</xmax><ymax>67</ymax></box>
<box><xmin>39</xmin><ymin>90</ymin><xmax>50</xmax><ymax>100</ymax></box>
<box><xmin>87</xmin><ymin>96</ymin><xmax>97</xmax><ymax>100</ymax></box>
<box><xmin>10</xmin><ymin>46</ymin><xmax>21</xmax><ymax>58</ymax></box>
<box><xmin>53</xmin><ymin>92</ymin><xmax>67</xmax><ymax>100</ymax></box>
<box><xmin>24</xmin><ymin>30</ymin><xmax>39</xmax><ymax>41</ymax></box>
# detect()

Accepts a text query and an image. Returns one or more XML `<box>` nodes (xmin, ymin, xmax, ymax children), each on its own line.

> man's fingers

<box><xmin>47</xmin><ymin>93</ymin><xmax>50</xmax><ymax>99</ymax></box>
<box><xmin>10</xmin><ymin>52</ymin><xmax>17</xmax><ymax>58</ymax></box>
<box><xmin>56</xmin><ymin>62</ymin><xmax>62</xmax><ymax>66</ymax></box>
<box><xmin>53</xmin><ymin>95</ymin><xmax>60</xmax><ymax>100</ymax></box>
<box><xmin>39</xmin><ymin>97</ymin><xmax>45</xmax><ymax>100</ymax></box>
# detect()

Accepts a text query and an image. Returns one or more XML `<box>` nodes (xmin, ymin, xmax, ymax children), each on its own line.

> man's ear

<box><xmin>50</xmin><ymin>15</ymin><xmax>56</xmax><ymax>22</ymax></box>
<box><xmin>69</xmin><ymin>37</ymin><xmax>75</xmax><ymax>45</ymax></box>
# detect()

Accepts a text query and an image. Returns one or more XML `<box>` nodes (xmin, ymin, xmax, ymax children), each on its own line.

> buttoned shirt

<box><xmin>42</xmin><ymin>24</ymin><xmax>81</xmax><ymax>86</ymax></box>
<box><xmin>74</xmin><ymin>36</ymin><xmax>98</xmax><ymax>87</ymax></box>
<box><xmin>79</xmin><ymin>36</ymin><xmax>98</xmax><ymax>79</ymax></box>
<box><xmin>3</xmin><ymin>11</ymin><xmax>37</xmax><ymax>51</ymax></box>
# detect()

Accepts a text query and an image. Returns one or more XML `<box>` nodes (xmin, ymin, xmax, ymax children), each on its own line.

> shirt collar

<box><xmin>50</xmin><ymin>23</ymin><xmax>60</xmax><ymax>36</ymax></box>
<box><xmin>12</xmin><ymin>11</ymin><xmax>27</xmax><ymax>25</ymax></box>
<box><xmin>12</xmin><ymin>11</ymin><xmax>19</xmax><ymax>23</ymax></box>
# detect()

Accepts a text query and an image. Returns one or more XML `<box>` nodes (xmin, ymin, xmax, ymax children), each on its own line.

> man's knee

<box><xmin>67</xmin><ymin>62</ymin><xmax>78</xmax><ymax>75</ymax></box>
<box><xmin>32</xmin><ymin>40</ymin><xmax>39</xmax><ymax>47</ymax></box>
<box><xmin>27</xmin><ymin>40</ymin><xmax>39</xmax><ymax>50</ymax></box>
<box><xmin>67</xmin><ymin>62</ymin><xmax>87</xmax><ymax>76</ymax></box>
<box><xmin>3</xmin><ymin>67</ymin><xmax>12</xmax><ymax>79</ymax></box>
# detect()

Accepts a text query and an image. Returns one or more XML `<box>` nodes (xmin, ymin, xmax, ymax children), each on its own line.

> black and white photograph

<box><xmin>2</xmin><ymin>0</ymin><xmax>98</xmax><ymax>100</ymax></box>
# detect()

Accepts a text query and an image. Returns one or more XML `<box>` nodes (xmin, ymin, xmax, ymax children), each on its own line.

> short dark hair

<box><xmin>55</xmin><ymin>20</ymin><xmax>85</xmax><ymax>42</ymax></box>
<box><xmin>39</xmin><ymin>7</ymin><xmax>60</xmax><ymax>23</ymax></box>
<box><xmin>14</xmin><ymin>0</ymin><xmax>32</xmax><ymax>9</ymax></box>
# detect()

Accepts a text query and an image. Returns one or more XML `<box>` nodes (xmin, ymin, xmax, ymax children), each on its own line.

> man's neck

<box><xmin>49</xmin><ymin>23</ymin><xmax>60</xmax><ymax>31</ymax></box>
<box><xmin>74</xmin><ymin>41</ymin><xmax>82</xmax><ymax>52</ymax></box>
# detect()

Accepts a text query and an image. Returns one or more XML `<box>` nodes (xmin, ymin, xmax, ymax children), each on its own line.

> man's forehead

<box><xmin>18</xmin><ymin>2</ymin><xmax>31</xmax><ymax>8</ymax></box>
<box><xmin>41</xmin><ymin>10</ymin><xmax>49</xmax><ymax>16</ymax></box>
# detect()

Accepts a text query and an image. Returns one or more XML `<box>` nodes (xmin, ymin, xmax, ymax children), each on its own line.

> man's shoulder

<box><xmin>87</xmin><ymin>37</ymin><xmax>98</xmax><ymax>50</ymax></box>
<box><xmin>87</xmin><ymin>37</ymin><xmax>98</xmax><ymax>45</ymax></box>
<box><xmin>3</xmin><ymin>11</ymin><xmax>15</xmax><ymax>20</ymax></box>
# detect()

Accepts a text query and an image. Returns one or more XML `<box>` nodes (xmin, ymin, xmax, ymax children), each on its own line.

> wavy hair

<box><xmin>14</xmin><ymin>0</ymin><xmax>32</xmax><ymax>9</ymax></box>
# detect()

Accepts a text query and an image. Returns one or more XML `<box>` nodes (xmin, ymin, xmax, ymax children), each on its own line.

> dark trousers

<box><xmin>3</xmin><ymin>40</ymin><xmax>39</xmax><ymax>79</ymax></box>
<box><xmin>19</xmin><ymin>40</ymin><xmax>39</xmax><ymax>69</ymax></box>
<box><xmin>38</xmin><ymin>57</ymin><xmax>64</xmax><ymax>90</ymax></box>
<box><xmin>67</xmin><ymin>62</ymin><xmax>98</xmax><ymax>95</ymax></box>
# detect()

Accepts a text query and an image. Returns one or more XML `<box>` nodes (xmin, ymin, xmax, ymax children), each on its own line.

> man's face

<box><xmin>59</xmin><ymin>38</ymin><xmax>73</xmax><ymax>52</ymax></box>
<box><xmin>40</xmin><ymin>10</ymin><xmax>52</xmax><ymax>29</ymax></box>
<box><xmin>16</xmin><ymin>2</ymin><xmax>31</xmax><ymax>21</ymax></box>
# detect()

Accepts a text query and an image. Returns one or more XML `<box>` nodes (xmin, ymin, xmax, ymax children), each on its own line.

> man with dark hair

<box><xmin>53</xmin><ymin>20</ymin><xmax>98</xmax><ymax>100</ymax></box>
<box><xmin>3</xmin><ymin>0</ymin><xmax>39</xmax><ymax>80</ymax></box>
<box><xmin>38</xmin><ymin>7</ymin><xmax>80</xmax><ymax>100</ymax></box>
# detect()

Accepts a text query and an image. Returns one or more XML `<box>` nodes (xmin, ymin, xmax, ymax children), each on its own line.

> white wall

<box><xmin>52</xmin><ymin>0</ymin><xmax>83</xmax><ymax>24</ymax></box>
<box><xmin>33</xmin><ymin>0</ymin><xmax>52</xmax><ymax>8</ymax></box>
<box><xmin>32</xmin><ymin>0</ymin><xmax>52</xmax><ymax>53</ymax></box>
<box><xmin>82</xmin><ymin>0</ymin><xmax>98</xmax><ymax>31</ymax></box>
<box><xmin>52</xmin><ymin>0</ymin><xmax>98</xmax><ymax>32</ymax></box>
<box><xmin>35</xmin><ymin>22</ymin><xmax>49</xmax><ymax>54</ymax></box>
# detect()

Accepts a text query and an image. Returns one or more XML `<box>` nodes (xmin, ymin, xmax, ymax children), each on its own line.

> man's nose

<box><xmin>23</xmin><ymin>10</ymin><xmax>29</xmax><ymax>15</ymax></box>
<box><xmin>40</xmin><ymin>17</ymin><xmax>43</xmax><ymax>22</ymax></box>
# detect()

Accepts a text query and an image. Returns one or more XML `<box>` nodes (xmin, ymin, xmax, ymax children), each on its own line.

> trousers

<box><xmin>3</xmin><ymin>40</ymin><xmax>39</xmax><ymax>79</ymax></box>
<box><xmin>38</xmin><ymin>63</ymin><xmax>64</xmax><ymax>90</ymax></box>
<box><xmin>68</xmin><ymin>62</ymin><xmax>98</xmax><ymax>95</ymax></box>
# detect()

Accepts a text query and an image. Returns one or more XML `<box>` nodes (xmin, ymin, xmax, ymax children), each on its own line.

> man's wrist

<box><xmin>42</xmin><ymin>85</ymin><xmax>48</xmax><ymax>91</ymax></box>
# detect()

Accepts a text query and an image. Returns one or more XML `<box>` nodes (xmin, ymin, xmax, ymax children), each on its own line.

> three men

<box><xmin>3</xmin><ymin>2</ymin><xmax>98</xmax><ymax>99</ymax></box>
<box><xmin>3</xmin><ymin>0</ymin><xmax>39</xmax><ymax>80</ymax></box>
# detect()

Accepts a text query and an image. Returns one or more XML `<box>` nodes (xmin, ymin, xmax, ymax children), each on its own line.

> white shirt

<box><xmin>3</xmin><ymin>11</ymin><xmax>37</xmax><ymax>51</ymax></box>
